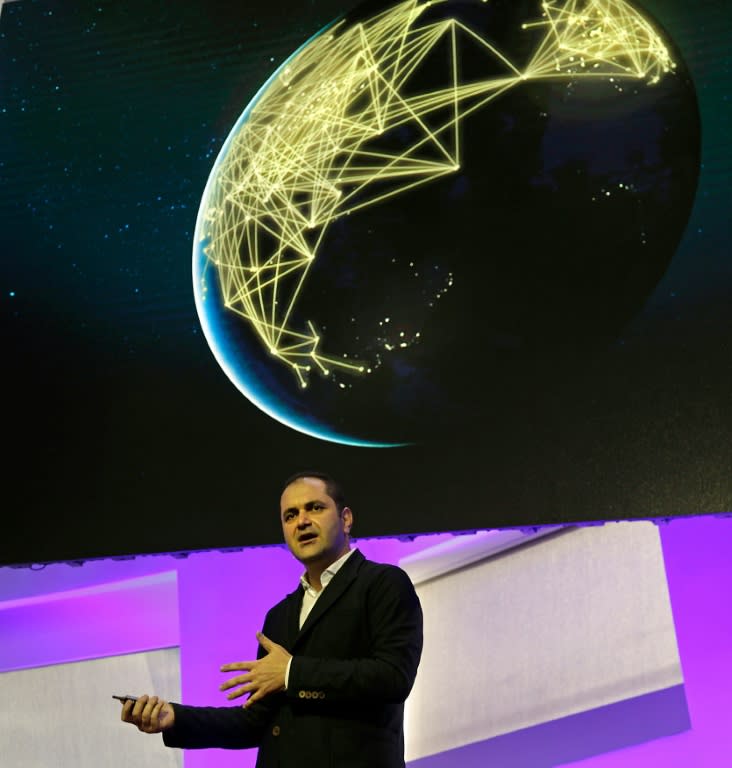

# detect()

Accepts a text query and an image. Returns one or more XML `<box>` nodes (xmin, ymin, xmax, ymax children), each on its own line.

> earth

<box><xmin>193</xmin><ymin>0</ymin><xmax>700</xmax><ymax>446</ymax></box>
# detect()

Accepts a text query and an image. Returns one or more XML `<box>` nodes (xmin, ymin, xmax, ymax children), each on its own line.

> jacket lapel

<box><xmin>283</xmin><ymin>585</ymin><xmax>304</xmax><ymax>649</ymax></box>
<box><xmin>292</xmin><ymin>549</ymin><xmax>364</xmax><ymax>648</ymax></box>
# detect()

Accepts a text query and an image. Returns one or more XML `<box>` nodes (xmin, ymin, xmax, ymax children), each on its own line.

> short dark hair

<box><xmin>281</xmin><ymin>470</ymin><xmax>347</xmax><ymax>512</ymax></box>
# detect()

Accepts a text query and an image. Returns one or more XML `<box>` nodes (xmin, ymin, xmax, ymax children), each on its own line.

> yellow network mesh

<box><xmin>198</xmin><ymin>0</ymin><xmax>674</xmax><ymax>388</ymax></box>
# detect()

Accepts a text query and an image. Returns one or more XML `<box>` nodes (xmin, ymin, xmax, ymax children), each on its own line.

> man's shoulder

<box><xmin>263</xmin><ymin>581</ymin><xmax>301</xmax><ymax>622</ymax></box>
<box><xmin>354</xmin><ymin>552</ymin><xmax>418</xmax><ymax>596</ymax></box>
<box><xmin>357</xmin><ymin>552</ymin><xmax>408</xmax><ymax>579</ymax></box>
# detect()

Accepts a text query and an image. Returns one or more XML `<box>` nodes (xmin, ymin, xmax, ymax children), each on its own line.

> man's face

<box><xmin>280</xmin><ymin>477</ymin><xmax>352</xmax><ymax>568</ymax></box>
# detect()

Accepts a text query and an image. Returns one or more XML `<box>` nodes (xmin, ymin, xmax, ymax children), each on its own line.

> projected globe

<box><xmin>193</xmin><ymin>0</ymin><xmax>700</xmax><ymax>446</ymax></box>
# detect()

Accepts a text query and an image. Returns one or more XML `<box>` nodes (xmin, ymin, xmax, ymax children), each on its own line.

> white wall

<box><xmin>402</xmin><ymin>522</ymin><xmax>683</xmax><ymax>761</ymax></box>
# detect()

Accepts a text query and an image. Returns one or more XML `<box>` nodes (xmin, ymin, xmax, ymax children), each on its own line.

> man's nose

<box><xmin>296</xmin><ymin>510</ymin><xmax>311</xmax><ymax>527</ymax></box>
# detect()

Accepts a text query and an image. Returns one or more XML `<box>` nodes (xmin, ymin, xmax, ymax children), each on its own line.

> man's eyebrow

<box><xmin>282</xmin><ymin>499</ymin><xmax>325</xmax><ymax>517</ymax></box>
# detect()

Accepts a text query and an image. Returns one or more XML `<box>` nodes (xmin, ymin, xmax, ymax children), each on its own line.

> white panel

<box><xmin>402</xmin><ymin>527</ymin><xmax>564</xmax><ymax>586</ymax></box>
<box><xmin>0</xmin><ymin>649</ymin><xmax>182</xmax><ymax>768</ymax></box>
<box><xmin>402</xmin><ymin>522</ymin><xmax>682</xmax><ymax>761</ymax></box>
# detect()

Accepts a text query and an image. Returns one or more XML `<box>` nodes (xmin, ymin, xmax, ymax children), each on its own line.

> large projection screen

<box><xmin>2</xmin><ymin>0</ymin><xmax>729</xmax><ymax>565</ymax></box>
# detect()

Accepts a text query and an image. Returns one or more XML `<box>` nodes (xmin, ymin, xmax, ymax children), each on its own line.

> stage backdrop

<box><xmin>1</xmin><ymin>516</ymin><xmax>731</xmax><ymax>766</ymax></box>
<box><xmin>2</xmin><ymin>0</ymin><xmax>730</xmax><ymax>567</ymax></box>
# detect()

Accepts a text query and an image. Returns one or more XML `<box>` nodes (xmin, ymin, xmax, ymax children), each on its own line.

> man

<box><xmin>120</xmin><ymin>470</ymin><xmax>423</xmax><ymax>768</ymax></box>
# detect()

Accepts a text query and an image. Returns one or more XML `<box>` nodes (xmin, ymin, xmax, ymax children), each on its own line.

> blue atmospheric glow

<box><xmin>194</xmin><ymin>237</ymin><xmax>405</xmax><ymax>449</ymax></box>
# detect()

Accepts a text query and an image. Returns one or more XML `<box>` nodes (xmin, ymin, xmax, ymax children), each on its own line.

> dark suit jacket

<box><xmin>163</xmin><ymin>549</ymin><xmax>423</xmax><ymax>767</ymax></box>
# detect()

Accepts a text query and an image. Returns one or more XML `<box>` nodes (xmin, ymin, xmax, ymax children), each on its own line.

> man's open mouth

<box><xmin>299</xmin><ymin>533</ymin><xmax>317</xmax><ymax>544</ymax></box>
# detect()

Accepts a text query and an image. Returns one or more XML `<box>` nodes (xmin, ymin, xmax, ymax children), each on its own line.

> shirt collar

<box><xmin>299</xmin><ymin>548</ymin><xmax>356</xmax><ymax>593</ymax></box>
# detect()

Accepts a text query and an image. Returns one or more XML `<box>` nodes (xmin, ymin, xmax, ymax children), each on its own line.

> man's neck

<box><xmin>306</xmin><ymin>546</ymin><xmax>351</xmax><ymax>592</ymax></box>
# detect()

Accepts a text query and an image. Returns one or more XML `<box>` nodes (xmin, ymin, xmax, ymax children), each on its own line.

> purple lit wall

<box><xmin>0</xmin><ymin>517</ymin><xmax>730</xmax><ymax>767</ymax></box>
<box><xmin>0</xmin><ymin>572</ymin><xmax>180</xmax><ymax>671</ymax></box>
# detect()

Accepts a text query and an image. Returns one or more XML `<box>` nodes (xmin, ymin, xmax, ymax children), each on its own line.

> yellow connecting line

<box><xmin>198</xmin><ymin>0</ymin><xmax>674</xmax><ymax>388</ymax></box>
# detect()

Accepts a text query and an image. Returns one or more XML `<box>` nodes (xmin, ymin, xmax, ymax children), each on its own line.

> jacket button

<box><xmin>298</xmin><ymin>691</ymin><xmax>305</xmax><ymax>699</ymax></box>
<box><xmin>272</xmin><ymin>726</ymin><xmax>281</xmax><ymax>736</ymax></box>
<box><xmin>318</xmin><ymin>692</ymin><xmax>325</xmax><ymax>699</ymax></box>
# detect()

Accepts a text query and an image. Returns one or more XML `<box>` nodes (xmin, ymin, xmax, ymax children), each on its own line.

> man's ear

<box><xmin>342</xmin><ymin>506</ymin><xmax>353</xmax><ymax>534</ymax></box>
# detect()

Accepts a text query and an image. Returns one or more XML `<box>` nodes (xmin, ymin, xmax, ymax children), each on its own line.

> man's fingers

<box><xmin>220</xmin><ymin>661</ymin><xmax>254</xmax><ymax>672</ymax></box>
<box><xmin>220</xmin><ymin>673</ymin><xmax>253</xmax><ymax>691</ymax></box>
<box><xmin>256</xmin><ymin>631</ymin><xmax>273</xmax><ymax>651</ymax></box>
<box><xmin>150</xmin><ymin>697</ymin><xmax>164</xmax><ymax>729</ymax></box>
<box><xmin>243</xmin><ymin>685</ymin><xmax>269</xmax><ymax>709</ymax></box>
<box><xmin>151</xmin><ymin>697</ymin><xmax>170</xmax><ymax>731</ymax></box>
<box><xmin>130</xmin><ymin>695</ymin><xmax>149</xmax><ymax>725</ymax></box>
<box><xmin>119</xmin><ymin>693</ymin><xmax>172</xmax><ymax>734</ymax></box>
<box><xmin>226</xmin><ymin>685</ymin><xmax>251</xmax><ymax>700</ymax></box>
<box><xmin>243</xmin><ymin>691</ymin><xmax>259</xmax><ymax>709</ymax></box>
<box><xmin>121</xmin><ymin>699</ymin><xmax>135</xmax><ymax>722</ymax></box>
<box><xmin>140</xmin><ymin>695</ymin><xmax>159</xmax><ymax>731</ymax></box>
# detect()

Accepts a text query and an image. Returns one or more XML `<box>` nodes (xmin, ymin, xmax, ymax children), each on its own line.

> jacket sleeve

<box><xmin>162</xmin><ymin>695</ymin><xmax>278</xmax><ymax>750</ymax></box>
<box><xmin>286</xmin><ymin>566</ymin><xmax>423</xmax><ymax>703</ymax></box>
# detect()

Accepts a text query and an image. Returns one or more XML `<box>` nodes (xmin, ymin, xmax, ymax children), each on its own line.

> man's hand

<box><xmin>120</xmin><ymin>695</ymin><xmax>175</xmax><ymax>733</ymax></box>
<box><xmin>220</xmin><ymin>631</ymin><xmax>292</xmax><ymax>708</ymax></box>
